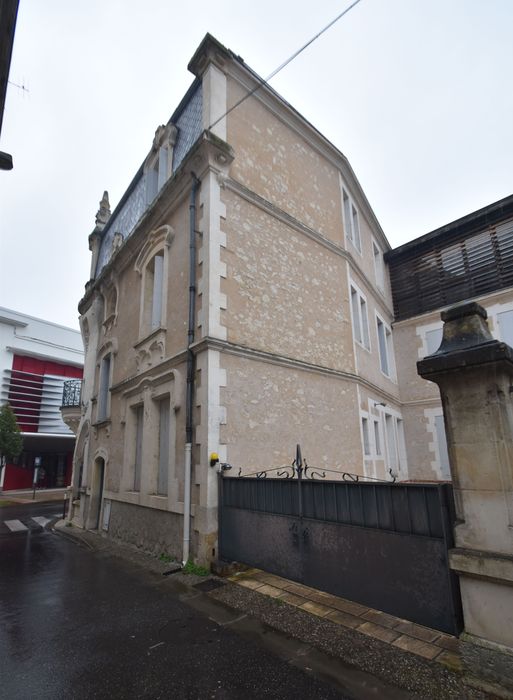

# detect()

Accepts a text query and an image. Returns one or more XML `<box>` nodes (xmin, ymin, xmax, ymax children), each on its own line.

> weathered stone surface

<box><xmin>417</xmin><ymin>301</ymin><xmax>513</xmax><ymax>694</ymax></box>
<box><xmin>461</xmin><ymin>633</ymin><xmax>513</xmax><ymax>696</ymax></box>
<box><xmin>108</xmin><ymin>499</ymin><xmax>182</xmax><ymax>559</ymax></box>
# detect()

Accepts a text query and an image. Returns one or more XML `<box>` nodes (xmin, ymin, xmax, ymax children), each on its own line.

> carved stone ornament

<box><xmin>135</xmin><ymin>225</ymin><xmax>174</xmax><ymax>274</ymax></box>
<box><xmin>135</xmin><ymin>338</ymin><xmax>165</xmax><ymax>373</ymax></box>
<box><xmin>95</xmin><ymin>191</ymin><xmax>111</xmax><ymax>228</ymax></box>
<box><xmin>152</xmin><ymin>125</ymin><xmax>167</xmax><ymax>151</ymax></box>
<box><xmin>216</xmin><ymin>172</ymin><xmax>228</xmax><ymax>189</ymax></box>
<box><xmin>111</xmin><ymin>232</ymin><xmax>124</xmax><ymax>255</ymax></box>
<box><xmin>148</xmin><ymin>123</ymin><xmax>177</xmax><ymax>159</ymax></box>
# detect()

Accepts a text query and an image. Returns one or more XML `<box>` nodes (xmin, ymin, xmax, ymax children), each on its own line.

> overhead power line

<box><xmin>209</xmin><ymin>0</ymin><xmax>363</xmax><ymax>130</ymax></box>
<box><xmin>8</xmin><ymin>79</ymin><xmax>29</xmax><ymax>94</ymax></box>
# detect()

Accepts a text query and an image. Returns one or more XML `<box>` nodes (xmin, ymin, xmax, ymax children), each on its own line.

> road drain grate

<box><xmin>193</xmin><ymin>579</ymin><xmax>226</xmax><ymax>592</ymax></box>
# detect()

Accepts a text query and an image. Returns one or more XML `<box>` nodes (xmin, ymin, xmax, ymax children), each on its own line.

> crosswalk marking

<box><xmin>1</xmin><ymin>513</ymin><xmax>57</xmax><ymax>534</ymax></box>
<box><xmin>4</xmin><ymin>519</ymin><xmax>29</xmax><ymax>532</ymax></box>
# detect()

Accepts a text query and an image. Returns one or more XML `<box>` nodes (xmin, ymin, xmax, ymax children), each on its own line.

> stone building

<box><xmin>388</xmin><ymin>194</ymin><xmax>513</xmax><ymax>482</ymax></box>
<box><xmin>69</xmin><ymin>33</ymin><xmax>513</xmax><ymax>565</ymax></box>
<box><xmin>70</xmin><ymin>34</ymin><xmax>403</xmax><ymax>563</ymax></box>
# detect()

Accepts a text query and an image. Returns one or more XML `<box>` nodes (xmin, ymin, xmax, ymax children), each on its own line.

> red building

<box><xmin>0</xmin><ymin>308</ymin><xmax>84</xmax><ymax>492</ymax></box>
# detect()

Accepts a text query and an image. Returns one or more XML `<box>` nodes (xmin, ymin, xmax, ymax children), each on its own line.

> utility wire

<box><xmin>209</xmin><ymin>0</ymin><xmax>363</xmax><ymax>130</ymax></box>
<box><xmin>8</xmin><ymin>80</ymin><xmax>29</xmax><ymax>94</ymax></box>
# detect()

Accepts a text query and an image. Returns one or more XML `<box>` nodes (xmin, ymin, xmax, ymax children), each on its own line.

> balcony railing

<box><xmin>61</xmin><ymin>379</ymin><xmax>82</xmax><ymax>408</ymax></box>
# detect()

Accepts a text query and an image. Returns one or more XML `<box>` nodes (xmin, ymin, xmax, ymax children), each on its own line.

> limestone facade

<box><xmin>69</xmin><ymin>34</ymin><xmax>408</xmax><ymax>563</ymax></box>
<box><xmin>69</xmin><ymin>33</ymin><xmax>513</xmax><ymax>564</ymax></box>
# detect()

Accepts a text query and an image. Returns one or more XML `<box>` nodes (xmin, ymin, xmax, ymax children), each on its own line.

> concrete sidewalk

<box><xmin>1</xmin><ymin>488</ymin><xmax>67</xmax><ymax>504</ymax></box>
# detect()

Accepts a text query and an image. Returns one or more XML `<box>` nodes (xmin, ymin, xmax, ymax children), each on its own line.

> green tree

<box><xmin>0</xmin><ymin>403</ymin><xmax>23</xmax><ymax>465</ymax></box>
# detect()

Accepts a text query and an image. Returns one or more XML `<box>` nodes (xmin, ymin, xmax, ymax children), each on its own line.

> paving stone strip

<box><xmin>228</xmin><ymin>568</ymin><xmax>462</xmax><ymax>671</ymax></box>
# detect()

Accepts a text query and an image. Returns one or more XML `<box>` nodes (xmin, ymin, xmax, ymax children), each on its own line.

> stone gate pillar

<box><xmin>418</xmin><ymin>302</ymin><xmax>513</xmax><ymax>697</ymax></box>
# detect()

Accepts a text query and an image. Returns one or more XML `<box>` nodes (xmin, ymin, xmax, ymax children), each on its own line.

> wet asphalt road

<box><xmin>0</xmin><ymin>503</ymin><xmax>349</xmax><ymax>700</ymax></box>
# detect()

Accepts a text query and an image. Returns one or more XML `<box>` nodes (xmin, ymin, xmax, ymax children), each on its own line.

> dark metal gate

<box><xmin>218</xmin><ymin>448</ymin><xmax>462</xmax><ymax>635</ymax></box>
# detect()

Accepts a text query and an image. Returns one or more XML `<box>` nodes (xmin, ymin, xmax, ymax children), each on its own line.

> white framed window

<box><xmin>383</xmin><ymin>411</ymin><xmax>407</xmax><ymax>480</ymax></box>
<box><xmin>425</xmin><ymin>327</ymin><xmax>443</xmax><ymax>355</ymax></box>
<box><xmin>376</xmin><ymin>315</ymin><xmax>395</xmax><ymax>378</ymax></box>
<box><xmin>342</xmin><ymin>187</ymin><xmax>361</xmax><ymax>252</ymax></box>
<box><xmin>497</xmin><ymin>309</ymin><xmax>513</xmax><ymax>347</ymax></box>
<box><xmin>360</xmin><ymin>405</ymin><xmax>387</xmax><ymax>477</ymax></box>
<box><xmin>373</xmin><ymin>419</ymin><xmax>382</xmax><ymax>456</ymax></box>
<box><xmin>361</xmin><ymin>417</ymin><xmax>371</xmax><ymax>456</ymax></box>
<box><xmin>97</xmin><ymin>353</ymin><xmax>112</xmax><ymax>422</ymax></box>
<box><xmin>144</xmin><ymin>124</ymin><xmax>176</xmax><ymax>205</ymax></box>
<box><xmin>417</xmin><ymin>323</ymin><xmax>443</xmax><ymax>359</ymax></box>
<box><xmin>372</xmin><ymin>239</ymin><xmax>385</xmax><ymax>291</ymax></box>
<box><xmin>350</xmin><ymin>284</ymin><xmax>370</xmax><ymax>350</ymax></box>
<box><xmin>146</xmin><ymin>147</ymin><xmax>170</xmax><ymax>204</ymax></box>
<box><xmin>144</xmin><ymin>253</ymin><xmax>164</xmax><ymax>333</ymax></box>
<box><xmin>135</xmin><ymin>225</ymin><xmax>174</xmax><ymax>341</ymax></box>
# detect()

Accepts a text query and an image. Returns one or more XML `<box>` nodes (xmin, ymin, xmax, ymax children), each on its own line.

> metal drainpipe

<box><xmin>183</xmin><ymin>172</ymin><xmax>200</xmax><ymax>566</ymax></box>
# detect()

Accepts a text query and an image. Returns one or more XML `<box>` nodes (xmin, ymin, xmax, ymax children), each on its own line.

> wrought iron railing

<box><xmin>220</xmin><ymin>444</ymin><xmax>396</xmax><ymax>483</ymax></box>
<box><xmin>61</xmin><ymin>379</ymin><xmax>82</xmax><ymax>408</ymax></box>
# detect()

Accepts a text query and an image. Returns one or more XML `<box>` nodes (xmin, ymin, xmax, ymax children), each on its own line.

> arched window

<box><xmin>144</xmin><ymin>124</ymin><xmax>177</xmax><ymax>205</ymax></box>
<box><xmin>135</xmin><ymin>225</ymin><xmax>174</xmax><ymax>340</ymax></box>
<box><xmin>144</xmin><ymin>253</ymin><xmax>164</xmax><ymax>332</ymax></box>
<box><xmin>96</xmin><ymin>339</ymin><xmax>118</xmax><ymax>423</ymax></box>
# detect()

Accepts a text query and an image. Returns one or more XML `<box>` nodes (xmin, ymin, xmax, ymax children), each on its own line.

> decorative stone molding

<box><xmin>121</xmin><ymin>367</ymin><xmax>182</xmax><ymax>410</ymax></box>
<box><xmin>96</xmin><ymin>337</ymin><xmax>118</xmax><ymax>364</ymax></box>
<box><xmin>144</xmin><ymin>123</ymin><xmax>177</xmax><ymax>167</ymax></box>
<box><xmin>88</xmin><ymin>191</ymin><xmax>111</xmax><ymax>280</ymax></box>
<box><xmin>134</xmin><ymin>331</ymin><xmax>166</xmax><ymax>373</ymax></box>
<box><xmin>111</xmin><ymin>231</ymin><xmax>124</xmax><ymax>255</ymax></box>
<box><xmin>134</xmin><ymin>225</ymin><xmax>174</xmax><ymax>275</ymax></box>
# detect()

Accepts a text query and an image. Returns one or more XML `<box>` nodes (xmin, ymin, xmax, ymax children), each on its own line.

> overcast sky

<box><xmin>1</xmin><ymin>0</ymin><xmax>512</xmax><ymax>329</ymax></box>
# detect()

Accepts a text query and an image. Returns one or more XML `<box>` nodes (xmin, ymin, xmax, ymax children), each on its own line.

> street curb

<box><xmin>52</xmin><ymin>520</ymin><xmax>95</xmax><ymax>550</ymax></box>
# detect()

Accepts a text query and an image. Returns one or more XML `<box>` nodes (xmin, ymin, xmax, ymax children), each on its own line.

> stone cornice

<box><xmin>190</xmin><ymin>335</ymin><xmax>400</xmax><ymax>405</ymax></box>
<box><xmin>110</xmin><ymin>349</ymin><xmax>188</xmax><ymax>395</ymax></box>
<box><xmin>400</xmin><ymin>397</ymin><xmax>441</xmax><ymax>407</ymax></box>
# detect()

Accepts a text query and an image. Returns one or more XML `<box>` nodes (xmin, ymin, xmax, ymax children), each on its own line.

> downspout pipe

<box><xmin>183</xmin><ymin>172</ymin><xmax>200</xmax><ymax>566</ymax></box>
